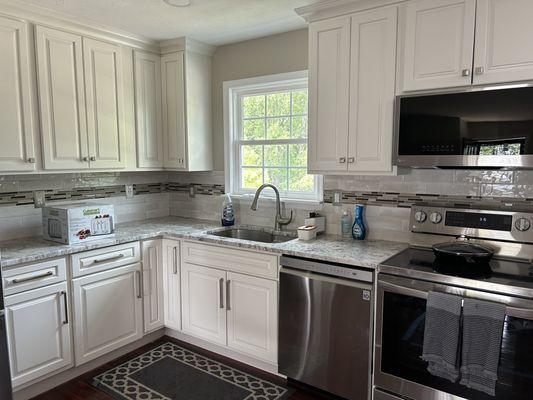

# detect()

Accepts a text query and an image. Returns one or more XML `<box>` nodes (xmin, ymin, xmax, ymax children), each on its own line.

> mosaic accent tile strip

<box><xmin>323</xmin><ymin>189</ymin><xmax>533</xmax><ymax>211</ymax></box>
<box><xmin>166</xmin><ymin>182</ymin><xmax>225</xmax><ymax>195</ymax></box>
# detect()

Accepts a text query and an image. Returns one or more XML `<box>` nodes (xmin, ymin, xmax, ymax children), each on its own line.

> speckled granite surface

<box><xmin>0</xmin><ymin>217</ymin><xmax>407</xmax><ymax>269</ymax></box>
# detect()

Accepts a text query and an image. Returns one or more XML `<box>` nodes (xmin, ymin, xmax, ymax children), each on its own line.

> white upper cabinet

<box><xmin>400</xmin><ymin>0</ymin><xmax>476</xmax><ymax>92</ymax></box>
<box><xmin>36</xmin><ymin>26</ymin><xmax>89</xmax><ymax>170</ymax></box>
<box><xmin>473</xmin><ymin>0</ymin><xmax>533</xmax><ymax>85</ymax></box>
<box><xmin>348</xmin><ymin>7</ymin><xmax>397</xmax><ymax>173</ymax></box>
<box><xmin>83</xmin><ymin>38</ymin><xmax>126</xmax><ymax>169</ymax></box>
<box><xmin>308</xmin><ymin>16</ymin><xmax>351</xmax><ymax>173</ymax></box>
<box><xmin>134</xmin><ymin>50</ymin><xmax>163</xmax><ymax>168</ymax></box>
<box><xmin>0</xmin><ymin>16</ymin><xmax>37</xmax><ymax>172</ymax></box>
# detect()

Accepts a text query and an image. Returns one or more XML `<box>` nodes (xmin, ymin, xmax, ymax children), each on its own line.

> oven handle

<box><xmin>379</xmin><ymin>279</ymin><xmax>533</xmax><ymax>320</ymax></box>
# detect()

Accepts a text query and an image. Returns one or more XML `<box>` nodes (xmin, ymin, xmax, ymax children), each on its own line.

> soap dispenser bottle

<box><xmin>221</xmin><ymin>194</ymin><xmax>235</xmax><ymax>227</ymax></box>
<box><xmin>352</xmin><ymin>204</ymin><xmax>366</xmax><ymax>240</ymax></box>
<box><xmin>341</xmin><ymin>210</ymin><xmax>352</xmax><ymax>237</ymax></box>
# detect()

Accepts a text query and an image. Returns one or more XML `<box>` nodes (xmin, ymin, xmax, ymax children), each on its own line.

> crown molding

<box><xmin>295</xmin><ymin>0</ymin><xmax>406</xmax><ymax>22</ymax></box>
<box><xmin>160</xmin><ymin>37</ymin><xmax>216</xmax><ymax>56</ymax></box>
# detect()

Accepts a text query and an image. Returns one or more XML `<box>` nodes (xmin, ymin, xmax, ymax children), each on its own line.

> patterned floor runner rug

<box><xmin>91</xmin><ymin>341</ymin><xmax>293</xmax><ymax>400</ymax></box>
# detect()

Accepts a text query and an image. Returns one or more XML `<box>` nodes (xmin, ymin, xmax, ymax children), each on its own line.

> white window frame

<box><xmin>223</xmin><ymin>71</ymin><xmax>322</xmax><ymax>203</ymax></box>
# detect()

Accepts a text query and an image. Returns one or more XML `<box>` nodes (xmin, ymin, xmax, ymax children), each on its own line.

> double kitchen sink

<box><xmin>207</xmin><ymin>227</ymin><xmax>296</xmax><ymax>244</ymax></box>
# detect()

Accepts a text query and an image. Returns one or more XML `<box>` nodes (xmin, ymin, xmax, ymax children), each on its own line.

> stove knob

<box><xmin>414</xmin><ymin>210</ymin><xmax>427</xmax><ymax>223</ymax></box>
<box><xmin>430</xmin><ymin>212</ymin><xmax>443</xmax><ymax>224</ymax></box>
<box><xmin>515</xmin><ymin>218</ymin><xmax>531</xmax><ymax>232</ymax></box>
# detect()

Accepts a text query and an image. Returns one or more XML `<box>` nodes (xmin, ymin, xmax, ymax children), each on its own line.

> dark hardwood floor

<box><xmin>31</xmin><ymin>336</ymin><xmax>333</xmax><ymax>400</ymax></box>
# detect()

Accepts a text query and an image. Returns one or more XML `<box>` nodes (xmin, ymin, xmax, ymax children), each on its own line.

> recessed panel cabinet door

<box><xmin>83</xmin><ymin>38</ymin><xmax>126</xmax><ymax>169</ymax></box>
<box><xmin>4</xmin><ymin>282</ymin><xmax>72</xmax><ymax>387</ymax></box>
<box><xmin>474</xmin><ymin>0</ymin><xmax>533</xmax><ymax>85</ymax></box>
<box><xmin>142</xmin><ymin>239</ymin><xmax>164</xmax><ymax>333</ymax></box>
<box><xmin>161</xmin><ymin>52</ymin><xmax>187</xmax><ymax>169</ymax></box>
<box><xmin>0</xmin><ymin>16</ymin><xmax>37</xmax><ymax>172</ymax></box>
<box><xmin>226</xmin><ymin>272</ymin><xmax>277</xmax><ymax>363</ymax></box>
<box><xmin>181</xmin><ymin>262</ymin><xmax>226</xmax><ymax>346</ymax></box>
<box><xmin>348</xmin><ymin>7</ymin><xmax>397</xmax><ymax>173</ymax></box>
<box><xmin>72</xmin><ymin>264</ymin><xmax>143</xmax><ymax>366</ymax></box>
<box><xmin>308</xmin><ymin>16</ymin><xmax>351</xmax><ymax>172</ymax></box>
<box><xmin>35</xmin><ymin>25</ymin><xmax>89</xmax><ymax>170</ymax></box>
<box><xmin>401</xmin><ymin>0</ymin><xmax>476</xmax><ymax>91</ymax></box>
<box><xmin>134</xmin><ymin>50</ymin><xmax>163</xmax><ymax>168</ymax></box>
<box><xmin>162</xmin><ymin>239</ymin><xmax>181</xmax><ymax>331</ymax></box>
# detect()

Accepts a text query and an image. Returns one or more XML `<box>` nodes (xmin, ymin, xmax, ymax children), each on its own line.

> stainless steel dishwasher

<box><xmin>279</xmin><ymin>255</ymin><xmax>374</xmax><ymax>400</ymax></box>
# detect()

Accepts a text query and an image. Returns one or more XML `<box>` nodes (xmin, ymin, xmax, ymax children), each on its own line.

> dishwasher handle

<box><xmin>281</xmin><ymin>267</ymin><xmax>373</xmax><ymax>292</ymax></box>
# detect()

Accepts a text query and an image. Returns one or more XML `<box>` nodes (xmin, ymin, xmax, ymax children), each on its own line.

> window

<box><xmin>224</xmin><ymin>71</ymin><xmax>321</xmax><ymax>202</ymax></box>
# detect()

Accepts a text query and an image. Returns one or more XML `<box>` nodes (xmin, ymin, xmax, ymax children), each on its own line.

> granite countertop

<box><xmin>0</xmin><ymin>217</ymin><xmax>407</xmax><ymax>269</ymax></box>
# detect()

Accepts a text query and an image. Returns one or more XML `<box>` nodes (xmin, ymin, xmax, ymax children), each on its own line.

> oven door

<box><xmin>375</xmin><ymin>273</ymin><xmax>533</xmax><ymax>400</ymax></box>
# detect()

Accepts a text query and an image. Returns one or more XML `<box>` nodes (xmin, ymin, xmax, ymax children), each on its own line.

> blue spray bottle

<box><xmin>352</xmin><ymin>204</ymin><xmax>366</xmax><ymax>240</ymax></box>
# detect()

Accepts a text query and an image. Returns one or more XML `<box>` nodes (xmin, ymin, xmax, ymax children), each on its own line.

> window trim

<box><xmin>223</xmin><ymin>70</ymin><xmax>322</xmax><ymax>202</ymax></box>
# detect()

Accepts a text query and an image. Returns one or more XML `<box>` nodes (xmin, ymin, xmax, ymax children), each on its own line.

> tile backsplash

<box><xmin>2</xmin><ymin>168</ymin><xmax>533</xmax><ymax>242</ymax></box>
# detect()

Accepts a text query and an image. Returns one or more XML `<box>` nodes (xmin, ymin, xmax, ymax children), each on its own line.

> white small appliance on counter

<box><xmin>42</xmin><ymin>203</ymin><xmax>115</xmax><ymax>244</ymax></box>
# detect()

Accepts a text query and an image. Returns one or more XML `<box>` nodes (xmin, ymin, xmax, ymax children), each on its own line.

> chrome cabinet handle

<box><xmin>339</xmin><ymin>157</ymin><xmax>346</xmax><ymax>164</ymax></box>
<box><xmin>12</xmin><ymin>270</ymin><xmax>54</xmax><ymax>284</ymax></box>
<box><xmin>28</xmin><ymin>157</ymin><xmax>36</xmax><ymax>163</ymax></box>
<box><xmin>136</xmin><ymin>271</ymin><xmax>142</xmax><ymax>299</ymax></box>
<box><xmin>348</xmin><ymin>157</ymin><xmax>355</xmax><ymax>163</ymax></box>
<box><xmin>173</xmin><ymin>247</ymin><xmax>178</xmax><ymax>275</ymax></box>
<box><xmin>90</xmin><ymin>156</ymin><xmax>96</xmax><ymax>161</ymax></box>
<box><xmin>475</xmin><ymin>66</ymin><xmax>485</xmax><ymax>75</ymax></box>
<box><xmin>219</xmin><ymin>278</ymin><xmax>224</xmax><ymax>309</ymax></box>
<box><xmin>226</xmin><ymin>280</ymin><xmax>231</xmax><ymax>311</ymax></box>
<box><xmin>93</xmin><ymin>254</ymin><xmax>124</xmax><ymax>264</ymax></box>
<box><xmin>462</xmin><ymin>68</ymin><xmax>471</xmax><ymax>77</ymax></box>
<box><xmin>61</xmin><ymin>291</ymin><xmax>69</xmax><ymax>325</ymax></box>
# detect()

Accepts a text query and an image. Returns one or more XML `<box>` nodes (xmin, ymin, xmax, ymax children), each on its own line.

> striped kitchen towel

<box><xmin>460</xmin><ymin>298</ymin><xmax>506</xmax><ymax>396</ymax></box>
<box><xmin>421</xmin><ymin>291</ymin><xmax>463</xmax><ymax>382</ymax></box>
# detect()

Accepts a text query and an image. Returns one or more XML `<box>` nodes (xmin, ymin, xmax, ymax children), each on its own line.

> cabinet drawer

<box><xmin>182</xmin><ymin>241</ymin><xmax>279</xmax><ymax>279</ymax></box>
<box><xmin>2</xmin><ymin>258</ymin><xmax>67</xmax><ymax>296</ymax></box>
<box><xmin>71</xmin><ymin>242</ymin><xmax>140</xmax><ymax>277</ymax></box>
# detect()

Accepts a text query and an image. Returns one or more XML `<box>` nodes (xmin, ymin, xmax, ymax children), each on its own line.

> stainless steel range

<box><xmin>374</xmin><ymin>204</ymin><xmax>533</xmax><ymax>400</ymax></box>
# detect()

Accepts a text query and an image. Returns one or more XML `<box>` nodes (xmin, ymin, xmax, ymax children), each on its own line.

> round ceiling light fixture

<box><xmin>163</xmin><ymin>0</ymin><xmax>191</xmax><ymax>6</ymax></box>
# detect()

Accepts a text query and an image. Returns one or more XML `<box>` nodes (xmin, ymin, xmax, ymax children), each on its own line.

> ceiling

<box><xmin>15</xmin><ymin>0</ymin><xmax>317</xmax><ymax>46</ymax></box>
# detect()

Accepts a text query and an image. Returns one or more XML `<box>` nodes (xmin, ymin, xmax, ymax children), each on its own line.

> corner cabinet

<box><xmin>36</xmin><ymin>25</ymin><xmax>126</xmax><ymax>170</ymax></box>
<box><xmin>308</xmin><ymin>7</ymin><xmax>397</xmax><ymax>174</ymax></box>
<box><xmin>141</xmin><ymin>239</ymin><xmax>164</xmax><ymax>333</ymax></box>
<box><xmin>162</xmin><ymin>239</ymin><xmax>181</xmax><ymax>331</ymax></box>
<box><xmin>0</xmin><ymin>15</ymin><xmax>38</xmax><ymax>172</ymax></box>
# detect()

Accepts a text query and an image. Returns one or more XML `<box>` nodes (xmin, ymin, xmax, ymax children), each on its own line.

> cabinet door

<box><xmin>474</xmin><ymin>0</ymin><xmax>533</xmax><ymax>85</ymax></box>
<box><xmin>134</xmin><ymin>51</ymin><xmax>163</xmax><ymax>168</ymax></box>
<box><xmin>181</xmin><ymin>262</ymin><xmax>226</xmax><ymax>346</ymax></box>
<box><xmin>0</xmin><ymin>16</ymin><xmax>37</xmax><ymax>172</ymax></box>
<box><xmin>141</xmin><ymin>239</ymin><xmax>164</xmax><ymax>333</ymax></box>
<box><xmin>162</xmin><ymin>239</ymin><xmax>181</xmax><ymax>331</ymax></box>
<box><xmin>401</xmin><ymin>0</ymin><xmax>476</xmax><ymax>91</ymax></box>
<box><xmin>308</xmin><ymin>16</ymin><xmax>351</xmax><ymax>173</ymax></box>
<box><xmin>83</xmin><ymin>38</ymin><xmax>126</xmax><ymax>169</ymax></box>
<box><xmin>4</xmin><ymin>282</ymin><xmax>72</xmax><ymax>387</ymax></box>
<box><xmin>348</xmin><ymin>7</ymin><xmax>397</xmax><ymax>173</ymax></box>
<box><xmin>35</xmin><ymin>26</ymin><xmax>89</xmax><ymax>170</ymax></box>
<box><xmin>161</xmin><ymin>52</ymin><xmax>186</xmax><ymax>169</ymax></box>
<box><xmin>226</xmin><ymin>272</ymin><xmax>277</xmax><ymax>363</ymax></box>
<box><xmin>72</xmin><ymin>263</ymin><xmax>143</xmax><ymax>366</ymax></box>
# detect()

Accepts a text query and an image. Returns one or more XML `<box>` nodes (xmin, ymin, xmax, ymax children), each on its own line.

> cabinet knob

<box><xmin>462</xmin><ymin>69</ymin><xmax>471</xmax><ymax>77</ymax></box>
<box><xmin>339</xmin><ymin>157</ymin><xmax>346</xmax><ymax>164</ymax></box>
<box><xmin>348</xmin><ymin>157</ymin><xmax>355</xmax><ymax>164</ymax></box>
<box><xmin>82</xmin><ymin>157</ymin><xmax>89</xmax><ymax>162</ymax></box>
<box><xmin>27</xmin><ymin>157</ymin><xmax>35</xmax><ymax>163</ymax></box>
<box><xmin>90</xmin><ymin>156</ymin><xmax>96</xmax><ymax>162</ymax></box>
<box><xmin>474</xmin><ymin>66</ymin><xmax>485</xmax><ymax>75</ymax></box>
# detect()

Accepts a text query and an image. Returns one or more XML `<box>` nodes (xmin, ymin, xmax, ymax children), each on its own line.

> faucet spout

<box><xmin>250</xmin><ymin>184</ymin><xmax>293</xmax><ymax>230</ymax></box>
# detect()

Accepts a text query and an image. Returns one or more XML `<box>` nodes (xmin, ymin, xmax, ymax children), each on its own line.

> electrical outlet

<box><xmin>125</xmin><ymin>184</ymin><xmax>134</xmax><ymax>199</ymax></box>
<box><xmin>34</xmin><ymin>191</ymin><xmax>46</xmax><ymax>208</ymax></box>
<box><xmin>332</xmin><ymin>190</ymin><xmax>343</xmax><ymax>206</ymax></box>
<box><xmin>189</xmin><ymin>185</ymin><xmax>196</xmax><ymax>198</ymax></box>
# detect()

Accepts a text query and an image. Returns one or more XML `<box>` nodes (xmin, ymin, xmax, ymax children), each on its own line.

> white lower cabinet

<box><xmin>226</xmin><ymin>272</ymin><xmax>278</xmax><ymax>363</ymax></box>
<box><xmin>162</xmin><ymin>239</ymin><xmax>181</xmax><ymax>331</ymax></box>
<box><xmin>181</xmin><ymin>262</ymin><xmax>227</xmax><ymax>346</ymax></box>
<box><xmin>181</xmin><ymin>258</ymin><xmax>278</xmax><ymax>363</ymax></box>
<box><xmin>72</xmin><ymin>263</ymin><xmax>143</xmax><ymax>366</ymax></box>
<box><xmin>142</xmin><ymin>240</ymin><xmax>164</xmax><ymax>333</ymax></box>
<box><xmin>4</xmin><ymin>282</ymin><xmax>72</xmax><ymax>387</ymax></box>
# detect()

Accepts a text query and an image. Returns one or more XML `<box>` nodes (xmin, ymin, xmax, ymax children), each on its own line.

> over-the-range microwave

<box><xmin>395</xmin><ymin>85</ymin><xmax>533</xmax><ymax>169</ymax></box>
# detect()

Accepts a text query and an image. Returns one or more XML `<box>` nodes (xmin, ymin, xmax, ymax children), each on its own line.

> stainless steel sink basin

<box><xmin>208</xmin><ymin>228</ymin><xmax>295</xmax><ymax>244</ymax></box>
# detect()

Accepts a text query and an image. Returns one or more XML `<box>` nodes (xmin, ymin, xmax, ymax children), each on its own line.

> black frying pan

<box><xmin>432</xmin><ymin>241</ymin><xmax>495</xmax><ymax>264</ymax></box>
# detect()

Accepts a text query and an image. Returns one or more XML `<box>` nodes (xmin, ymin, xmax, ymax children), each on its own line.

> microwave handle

<box><xmin>379</xmin><ymin>279</ymin><xmax>533</xmax><ymax>320</ymax></box>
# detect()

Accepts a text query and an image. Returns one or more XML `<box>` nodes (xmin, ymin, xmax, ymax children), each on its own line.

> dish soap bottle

<box><xmin>341</xmin><ymin>210</ymin><xmax>352</xmax><ymax>238</ymax></box>
<box><xmin>221</xmin><ymin>194</ymin><xmax>235</xmax><ymax>227</ymax></box>
<box><xmin>352</xmin><ymin>204</ymin><xmax>366</xmax><ymax>240</ymax></box>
